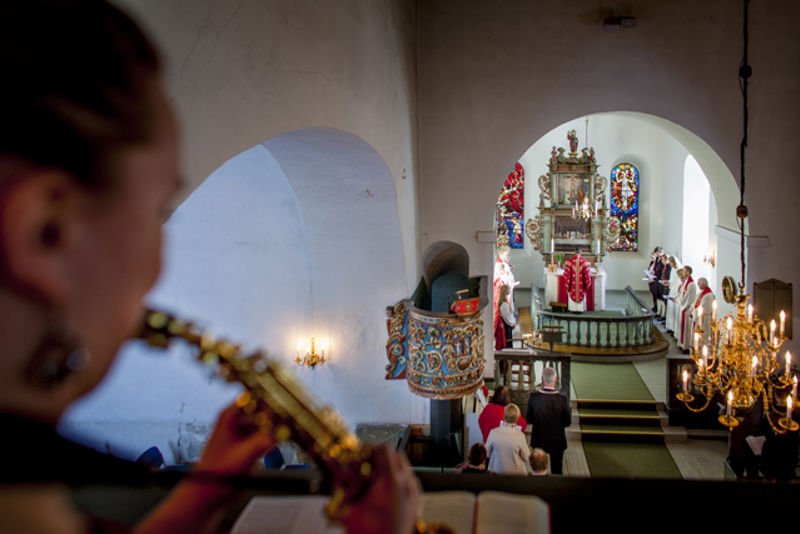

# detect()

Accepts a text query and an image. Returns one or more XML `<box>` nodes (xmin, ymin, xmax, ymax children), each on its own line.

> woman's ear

<box><xmin>0</xmin><ymin>170</ymin><xmax>81</xmax><ymax>306</ymax></box>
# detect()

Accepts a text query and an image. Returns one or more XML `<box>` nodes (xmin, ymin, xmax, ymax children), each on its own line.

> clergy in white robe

<box><xmin>691</xmin><ymin>278</ymin><xmax>715</xmax><ymax>350</ymax></box>
<box><xmin>666</xmin><ymin>264</ymin><xmax>684</xmax><ymax>333</ymax></box>
<box><xmin>678</xmin><ymin>267</ymin><xmax>697</xmax><ymax>350</ymax></box>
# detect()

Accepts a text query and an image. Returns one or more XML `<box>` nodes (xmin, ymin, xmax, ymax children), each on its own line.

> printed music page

<box><xmin>475</xmin><ymin>491</ymin><xmax>550</xmax><ymax>534</ymax></box>
<box><xmin>231</xmin><ymin>495</ymin><xmax>343</xmax><ymax>534</ymax></box>
<box><xmin>420</xmin><ymin>490</ymin><xmax>550</xmax><ymax>534</ymax></box>
<box><xmin>419</xmin><ymin>491</ymin><xmax>477</xmax><ymax>534</ymax></box>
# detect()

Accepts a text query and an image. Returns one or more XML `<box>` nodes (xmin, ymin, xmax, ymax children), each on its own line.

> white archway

<box><xmin>501</xmin><ymin>111</ymin><xmax>738</xmax><ymax>309</ymax></box>
<box><xmin>61</xmin><ymin>128</ymin><xmax>425</xmax><ymax>462</ymax></box>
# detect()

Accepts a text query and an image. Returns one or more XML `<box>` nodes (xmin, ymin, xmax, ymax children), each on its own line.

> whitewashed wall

<box><xmin>62</xmin><ymin>129</ymin><xmax>426</xmax><ymax>462</ymax></box>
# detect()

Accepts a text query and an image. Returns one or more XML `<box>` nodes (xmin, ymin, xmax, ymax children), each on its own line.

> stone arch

<box><xmin>61</xmin><ymin>127</ymin><xmax>425</xmax><ymax>462</ymax></box>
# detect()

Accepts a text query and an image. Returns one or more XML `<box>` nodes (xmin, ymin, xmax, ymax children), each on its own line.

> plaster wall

<box><xmin>114</xmin><ymin>0</ymin><xmax>422</xmax><ymax>292</ymax></box>
<box><xmin>418</xmin><ymin>0</ymin><xmax>800</xmax><ymax>353</ymax></box>
<box><xmin>62</xmin><ymin>131</ymin><xmax>426</xmax><ymax>461</ymax></box>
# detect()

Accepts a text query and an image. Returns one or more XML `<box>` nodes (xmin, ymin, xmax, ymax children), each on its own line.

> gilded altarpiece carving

<box><xmin>525</xmin><ymin>131</ymin><xmax>616</xmax><ymax>262</ymax></box>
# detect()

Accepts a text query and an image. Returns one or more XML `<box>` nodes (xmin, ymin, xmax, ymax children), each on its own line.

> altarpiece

<box><xmin>525</xmin><ymin>131</ymin><xmax>618</xmax><ymax>311</ymax></box>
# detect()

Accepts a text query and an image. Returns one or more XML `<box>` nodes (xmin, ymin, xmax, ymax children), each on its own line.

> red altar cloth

<box><xmin>557</xmin><ymin>254</ymin><xmax>595</xmax><ymax>311</ymax></box>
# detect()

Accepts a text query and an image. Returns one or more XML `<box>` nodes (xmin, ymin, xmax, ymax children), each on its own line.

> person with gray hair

<box><xmin>526</xmin><ymin>367</ymin><xmax>571</xmax><ymax>474</ymax></box>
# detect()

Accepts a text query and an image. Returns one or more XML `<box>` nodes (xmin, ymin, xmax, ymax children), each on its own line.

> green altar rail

<box><xmin>536</xmin><ymin>286</ymin><xmax>655</xmax><ymax>348</ymax></box>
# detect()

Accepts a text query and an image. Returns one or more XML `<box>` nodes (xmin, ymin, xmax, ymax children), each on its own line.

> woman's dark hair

<box><xmin>0</xmin><ymin>0</ymin><xmax>161</xmax><ymax>186</ymax></box>
<box><xmin>490</xmin><ymin>385</ymin><xmax>511</xmax><ymax>406</ymax></box>
<box><xmin>467</xmin><ymin>442</ymin><xmax>487</xmax><ymax>466</ymax></box>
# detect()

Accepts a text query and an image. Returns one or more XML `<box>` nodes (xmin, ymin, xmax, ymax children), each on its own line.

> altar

<box><xmin>544</xmin><ymin>268</ymin><xmax>606</xmax><ymax>311</ymax></box>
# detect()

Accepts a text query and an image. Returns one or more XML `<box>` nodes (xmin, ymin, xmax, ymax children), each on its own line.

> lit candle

<box><xmin>727</xmin><ymin>391</ymin><xmax>733</xmax><ymax>417</ymax></box>
<box><xmin>787</xmin><ymin>395</ymin><xmax>793</xmax><ymax>421</ymax></box>
<box><xmin>712</xmin><ymin>300</ymin><xmax>717</xmax><ymax>322</ymax></box>
<box><xmin>747</xmin><ymin>304</ymin><xmax>754</xmax><ymax>322</ymax></box>
<box><xmin>786</xmin><ymin>351</ymin><xmax>792</xmax><ymax>375</ymax></box>
<box><xmin>702</xmin><ymin>345</ymin><xmax>708</xmax><ymax>368</ymax></box>
<box><xmin>697</xmin><ymin>305</ymin><xmax>703</xmax><ymax>325</ymax></box>
<box><xmin>693</xmin><ymin>333</ymin><xmax>700</xmax><ymax>355</ymax></box>
<box><xmin>726</xmin><ymin>318</ymin><xmax>733</xmax><ymax>344</ymax></box>
<box><xmin>770</xmin><ymin>320</ymin><xmax>776</xmax><ymax>346</ymax></box>
<box><xmin>751</xmin><ymin>355</ymin><xmax>758</xmax><ymax>378</ymax></box>
<box><xmin>793</xmin><ymin>376</ymin><xmax>798</xmax><ymax>400</ymax></box>
<box><xmin>780</xmin><ymin>310</ymin><xmax>786</xmax><ymax>337</ymax></box>
<box><xmin>682</xmin><ymin>369</ymin><xmax>688</xmax><ymax>394</ymax></box>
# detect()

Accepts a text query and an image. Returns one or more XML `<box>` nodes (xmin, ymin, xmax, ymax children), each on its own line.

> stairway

<box><xmin>577</xmin><ymin>399</ymin><xmax>666</xmax><ymax>443</ymax></box>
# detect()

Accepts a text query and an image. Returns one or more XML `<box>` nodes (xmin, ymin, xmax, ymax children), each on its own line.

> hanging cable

<box><xmin>737</xmin><ymin>0</ymin><xmax>751</xmax><ymax>293</ymax></box>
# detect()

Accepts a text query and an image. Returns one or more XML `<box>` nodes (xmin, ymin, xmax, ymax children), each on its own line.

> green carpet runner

<box><xmin>572</xmin><ymin>362</ymin><xmax>682</xmax><ymax>478</ymax></box>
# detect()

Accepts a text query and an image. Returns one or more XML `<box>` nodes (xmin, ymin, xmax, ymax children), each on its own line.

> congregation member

<box><xmin>457</xmin><ymin>443</ymin><xmax>488</xmax><ymax>474</ymax></box>
<box><xmin>478</xmin><ymin>385</ymin><xmax>527</xmax><ymax>442</ymax></box>
<box><xmin>486</xmin><ymin>404</ymin><xmax>531</xmax><ymax>475</ymax></box>
<box><xmin>657</xmin><ymin>255</ymin><xmax>678</xmax><ymax>321</ymax></box>
<box><xmin>655</xmin><ymin>253</ymin><xmax>672</xmax><ymax>320</ymax></box>
<box><xmin>494</xmin><ymin>284</ymin><xmax>516</xmax><ymax>351</ymax></box>
<box><xmin>0</xmin><ymin>2</ymin><xmax>419</xmax><ymax>533</ymax></box>
<box><xmin>691</xmin><ymin>277</ymin><xmax>715</xmax><ymax>348</ymax></box>
<box><xmin>529</xmin><ymin>448</ymin><xmax>550</xmax><ymax>476</ymax></box>
<box><xmin>526</xmin><ymin>368</ymin><xmax>571</xmax><ymax>475</ymax></box>
<box><xmin>647</xmin><ymin>247</ymin><xmax>665</xmax><ymax>312</ymax></box>
<box><xmin>678</xmin><ymin>266</ymin><xmax>697</xmax><ymax>351</ymax></box>
<box><xmin>666</xmin><ymin>265</ymin><xmax>685</xmax><ymax>335</ymax></box>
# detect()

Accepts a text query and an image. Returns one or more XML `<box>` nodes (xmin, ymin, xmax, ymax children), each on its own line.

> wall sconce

<box><xmin>703</xmin><ymin>249</ymin><xmax>716</xmax><ymax>268</ymax></box>
<box><xmin>295</xmin><ymin>337</ymin><xmax>328</xmax><ymax>368</ymax></box>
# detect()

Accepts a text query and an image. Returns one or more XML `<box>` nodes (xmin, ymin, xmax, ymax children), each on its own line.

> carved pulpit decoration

<box><xmin>385</xmin><ymin>241</ymin><xmax>487</xmax><ymax>400</ymax></box>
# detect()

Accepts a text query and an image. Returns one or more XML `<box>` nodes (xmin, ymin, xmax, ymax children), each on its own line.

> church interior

<box><xmin>55</xmin><ymin>0</ymin><xmax>800</xmax><ymax>531</ymax></box>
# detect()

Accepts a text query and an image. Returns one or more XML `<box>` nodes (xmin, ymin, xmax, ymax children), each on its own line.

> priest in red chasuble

<box><xmin>558</xmin><ymin>252</ymin><xmax>595</xmax><ymax>311</ymax></box>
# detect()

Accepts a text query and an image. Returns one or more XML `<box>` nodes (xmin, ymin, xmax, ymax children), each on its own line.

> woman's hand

<box><xmin>135</xmin><ymin>403</ymin><xmax>275</xmax><ymax>534</ymax></box>
<box><xmin>342</xmin><ymin>446</ymin><xmax>421</xmax><ymax>534</ymax></box>
<box><xmin>194</xmin><ymin>403</ymin><xmax>275</xmax><ymax>478</ymax></box>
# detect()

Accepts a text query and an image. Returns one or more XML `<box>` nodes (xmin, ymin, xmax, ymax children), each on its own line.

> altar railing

<box><xmin>536</xmin><ymin>286</ymin><xmax>655</xmax><ymax>348</ymax></box>
<box><xmin>494</xmin><ymin>350</ymin><xmax>571</xmax><ymax>405</ymax></box>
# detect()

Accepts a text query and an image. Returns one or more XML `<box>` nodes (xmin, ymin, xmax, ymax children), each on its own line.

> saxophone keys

<box><xmin>275</xmin><ymin>424</ymin><xmax>291</xmax><ymax>441</ymax></box>
<box><xmin>146</xmin><ymin>311</ymin><xmax>169</xmax><ymax>329</ymax></box>
<box><xmin>201</xmin><ymin>351</ymin><xmax>219</xmax><ymax>366</ymax></box>
<box><xmin>235</xmin><ymin>392</ymin><xmax>252</xmax><ymax>408</ymax></box>
<box><xmin>200</xmin><ymin>332</ymin><xmax>216</xmax><ymax>350</ymax></box>
<box><xmin>166</xmin><ymin>319</ymin><xmax>188</xmax><ymax>336</ymax></box>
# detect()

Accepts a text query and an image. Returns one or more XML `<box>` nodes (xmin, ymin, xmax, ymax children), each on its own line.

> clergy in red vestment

<box><xmin>558</xmin><ymin>253</ymin><xmax>595</xmax><ymax>311</ymax></box>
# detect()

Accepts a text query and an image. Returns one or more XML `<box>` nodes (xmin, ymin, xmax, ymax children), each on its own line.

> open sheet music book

<box><xmin>231</xmin><ymin>491</ymin><xmax>550</xmax><ymax>534</ymax></box>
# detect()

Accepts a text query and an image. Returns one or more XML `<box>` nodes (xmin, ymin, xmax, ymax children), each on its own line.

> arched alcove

<box><xmin>61</xmin><ymin>128</ymin><xmax>425</xmax><ymax>462</ymax></box>
<box><xmin>496</xmin><ymin>111</ymin><xmax>738</xmax><ymax>313</ymax></box>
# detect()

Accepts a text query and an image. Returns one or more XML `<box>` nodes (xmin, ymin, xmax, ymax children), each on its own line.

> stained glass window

<box><xmin>609</xmin><ymin>163</ymin><xmax>639</xmax><ymax>251</ymax></box>
<box><xmin>496</xmin><ymin>162</ymin><xmax>524</xmax><ymax>249</ymax></box>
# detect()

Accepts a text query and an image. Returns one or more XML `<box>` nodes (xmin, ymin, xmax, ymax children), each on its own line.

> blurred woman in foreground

<box><xmin>0</xmin><ymin>2</ymin><xmax>418</xmax><ymax>533</ymax></box>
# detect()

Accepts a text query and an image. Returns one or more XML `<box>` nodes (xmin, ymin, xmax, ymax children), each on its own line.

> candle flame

<box><xmin>727</xmin><ymin>390</ymin><xmax>734</xmax><ymax>402</ymax></box>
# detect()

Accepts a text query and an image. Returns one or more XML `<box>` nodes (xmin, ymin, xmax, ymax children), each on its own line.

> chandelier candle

<box><xmin>780</xmin><ymin>310</ymin><xmax>786</xmax><ymax>336</ymax></box>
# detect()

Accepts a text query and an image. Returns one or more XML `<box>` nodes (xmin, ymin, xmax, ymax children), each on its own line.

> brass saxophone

<box><xmin>138</xmin><ymin>309</ymin><xmax>450</xmax><ymax>534</ymax></box>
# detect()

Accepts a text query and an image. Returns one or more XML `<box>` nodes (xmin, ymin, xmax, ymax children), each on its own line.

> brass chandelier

<box><xmin>677</xmin><ymin>0</ymin><xmax>796</xmax><ymax>434</ymax></box>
